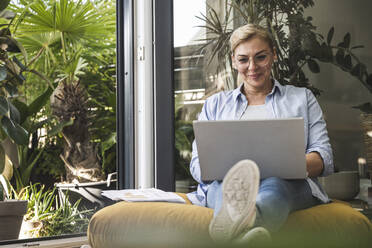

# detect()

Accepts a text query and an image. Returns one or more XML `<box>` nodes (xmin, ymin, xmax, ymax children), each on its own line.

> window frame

<box><xmin>0</xmin><ymin>0</ymin><xmax>175</xmax><ymax>244</ymax></box>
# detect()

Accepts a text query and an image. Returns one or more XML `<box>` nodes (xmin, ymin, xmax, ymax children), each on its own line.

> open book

<box><xmin>101</xmin><ymin>188</ymin><xmax>186</xmax><ymax>203</ymax></box>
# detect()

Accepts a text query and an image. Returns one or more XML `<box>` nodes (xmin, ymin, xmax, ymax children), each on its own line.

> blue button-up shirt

<box><xmin>187</xmin><ymin>80</ymin><xmax>334</xmax><ymax>206</ymax></box>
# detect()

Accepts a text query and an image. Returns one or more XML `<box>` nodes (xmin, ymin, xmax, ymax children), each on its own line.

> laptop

<box><xmin>193</xmin><ymin>118</ymin><xmax>307</xmax><ymax>181</ymax></box>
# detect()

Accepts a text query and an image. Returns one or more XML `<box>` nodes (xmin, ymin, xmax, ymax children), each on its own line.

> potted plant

<box><xmin>196</xmin><ymin>0</ymin><xmax>372</xmax><ymax>200</ymax></box>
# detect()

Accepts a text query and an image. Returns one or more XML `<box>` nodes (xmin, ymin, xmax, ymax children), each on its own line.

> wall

<box><xmin>305</xmin><ymin>0</ymin><xmax>372</xmax><ymax>171</ymax></box>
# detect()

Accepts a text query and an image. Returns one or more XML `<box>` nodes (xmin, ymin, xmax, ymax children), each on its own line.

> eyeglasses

<box><xmin>235</xmin><ymin>52</ymin><xmax>272</xmax><ymax>67</ymax></box>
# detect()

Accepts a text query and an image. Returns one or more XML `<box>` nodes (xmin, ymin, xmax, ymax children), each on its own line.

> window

<box><xmin>0</xmin><ymin>0</ymin><xmax>117</xmax><ymax>243</ymax></box>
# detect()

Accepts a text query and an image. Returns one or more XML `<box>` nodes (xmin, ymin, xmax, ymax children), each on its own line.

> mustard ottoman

<box><xmin>88</xmin><ymin>194</ymin><xmax>372</xmax><ymax>248</ymax></box>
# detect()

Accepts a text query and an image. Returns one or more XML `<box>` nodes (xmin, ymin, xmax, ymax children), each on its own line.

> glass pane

<box><xmin>0</xmin><ymin>0</ymin><xmax>116</xmax><ymax>241</ymax></box>
<box><xmin>174</xmin><ymin>0</ymin><xmax>205</xmax><ymax>193</ymax></box>
<box><xmin>174</xmin><ymin>0</ymin><xmax>233</xmax><ymax>192</ymax></box>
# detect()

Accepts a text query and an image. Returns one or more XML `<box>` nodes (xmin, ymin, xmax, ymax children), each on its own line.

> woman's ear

<box><xmin>231</xmin><ymin>54</ymin><xmax>237</xmax><ymax>69</ymax></box>
<box><xmin>273</xmin><ymin>47</ymin><xmax>278</xmax><ymax>62</ymax></box>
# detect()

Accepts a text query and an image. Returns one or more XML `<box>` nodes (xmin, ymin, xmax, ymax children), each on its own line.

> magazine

<box><xmin>101</xmin><ymin>188</ymin><xmax>186</xmax><ymax>203</ymax></box>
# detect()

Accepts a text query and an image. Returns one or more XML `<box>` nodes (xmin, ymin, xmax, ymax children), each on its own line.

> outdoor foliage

<box><xmin>15</xmin><ymin>183</ymin><xmax>91</xmax><ymax>238</ymax></box>
<box><xmin>7</xmin><ymin>0</ymin><xmax>117</xmax><ymax>183</ymax></box>
<box><xmin>197</xmin><ymin>0</ymin><xmax>372</xmax><ymax>112</ymax></box>
<box><xmin>0</xmin><ymin>0</ymin><xmax>54</xmax><ymax>195</ymax></box>
<box><xmin>175</xmin><ymin>95</ymin><xmax>195</xmax><ymax>180</ymax></box>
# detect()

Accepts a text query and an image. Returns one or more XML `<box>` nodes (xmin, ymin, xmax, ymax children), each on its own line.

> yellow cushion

<box><xmin>88</xmin><ymin>193</ymin><xmax>372</xmax><ymax>248</ymax></box>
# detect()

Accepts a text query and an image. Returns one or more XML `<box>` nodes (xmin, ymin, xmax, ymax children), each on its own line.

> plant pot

<box><xmin>319</xmin><ymin>171</ymin><xmax>360</xmax><ymax>201</ymax></box>
<box><xmin>19</xmin><ymin>220</ymin><xmax>42</xmax><ymax>239</ymax></box>
<box><xmin>55</xmin><ymin>173</ymin><xmax>117</xmax><ymax>210</ymax></box>
<box><xmin>0</xmin><ymin>200</ymin><xmax>28</xmax><ymax>241</ymax></box>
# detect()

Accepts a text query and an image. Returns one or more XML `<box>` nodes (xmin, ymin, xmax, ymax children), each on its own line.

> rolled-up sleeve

<box><xmin>305</xmin><ymin>89</ymin><xmax>334</xmax><ymax>177</ymax></box>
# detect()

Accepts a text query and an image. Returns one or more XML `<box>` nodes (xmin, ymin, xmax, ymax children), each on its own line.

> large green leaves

<box><xmin>0</xmin><ymin>0</ymin><xmax>10</xmax><ymax>13</ymax></box>
<box><xmin>20</xmin><ymin>0</ymin><xmax>114</xmax><ymax>43</ymax></box>
<box><xmin>28</xmin><ymin>87</ymin><xmax>53</xmax><ymax>116</ymax></box>
<box><xmin>327</xmin><ymin>27</ymin><xmax>334</xmax><ymax>45</ymax></box>
<box><xmin>1</xmin><ymin>116</ymin><xmax>28</xmax><ymax>145</ymax></box>
<box><xmin>0</xmin><ymin>96</ymin><xmax>8</xmax><ymax>116</ymax></box>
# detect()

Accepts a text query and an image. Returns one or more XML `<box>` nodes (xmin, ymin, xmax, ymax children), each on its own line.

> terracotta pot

<box><xmin>319</xmin><ymin>171</ymin><xmax>360</xmax><ymax>200</ymax></box>
<box><xmin>0</xmin><ymin>200</ymin><xmax>28</xmax><ymax>240</ymax></box>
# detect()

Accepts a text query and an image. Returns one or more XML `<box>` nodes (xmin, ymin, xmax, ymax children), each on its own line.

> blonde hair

<box><xmin>230</xmin><ymin>24</ymin><xmax>274</xmax><ymax>54</ymax></box>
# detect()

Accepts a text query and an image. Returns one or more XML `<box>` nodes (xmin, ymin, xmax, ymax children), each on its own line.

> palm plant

<box><xmin>197</xmin><ymin>0</ymin><xmax>372</xmax><ymax>111</ymax></box>
<box><xmin>9</xmin><ymin>0</ymin><xmax>116</xmax><ymax>182</ymax></box>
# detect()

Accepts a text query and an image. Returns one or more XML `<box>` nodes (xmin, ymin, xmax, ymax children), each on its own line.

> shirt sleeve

<box><xmin>305</xmin><ymin>89</ymin><xmax>334</xmax><ymax>177</ymax></box>
<box><xmin>189</xmin><ymin>96</ymin><xmax>215</xmax><ymax>184</ymax></box>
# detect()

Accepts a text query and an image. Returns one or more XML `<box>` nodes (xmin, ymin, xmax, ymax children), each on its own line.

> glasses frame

<box><xmin>234</xmin><ymin>52</ymin><xmax>273</xmax><ymax>68</ymax></box>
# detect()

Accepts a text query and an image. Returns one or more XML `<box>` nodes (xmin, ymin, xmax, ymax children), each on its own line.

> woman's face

<box><xmin>232</xmin><ymin>36</ymin><xmax>276</xmax><ymax>91</ymax></box>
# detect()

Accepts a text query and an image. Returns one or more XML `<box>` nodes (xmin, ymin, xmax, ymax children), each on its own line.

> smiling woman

<box><xmin>231</xmin><ymin>37</ymin><xmax>276</xmax><ymax>103</ymax></box>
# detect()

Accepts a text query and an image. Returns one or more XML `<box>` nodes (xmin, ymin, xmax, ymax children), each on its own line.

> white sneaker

<box><xmin>235</xmin><ymin>227</ymin><xmax>271</xmax><ymax>245</ymax></box>
<box><xmin>209</xmin><ymin>160</ymin><xmax>260</xmax><ymax>242</ymax></box>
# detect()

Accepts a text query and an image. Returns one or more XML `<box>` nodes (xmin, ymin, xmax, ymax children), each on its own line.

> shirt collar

<box><xmin>233</xmin><ymin>79</ymin><xmax>283</xmax><ymax>102</ymax></box>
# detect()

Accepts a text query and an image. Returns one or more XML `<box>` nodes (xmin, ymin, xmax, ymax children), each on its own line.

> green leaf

<box><xmin>8</xmin><ymin>100</ymin><xmax>21</xmax><ymax>124</ymax></box>
<box><xmin>335</xmin><ymin>49</ymin><xmax>345</xmax><ymax>65</ymax></box>
<box><xmin>48</xmin><ymin>118</ymin><xmax>74</xmax><ymax>137</ymax></box>
<box><xmin>16</xmin><ymin>73</ymin><xmax>26</xmax><ymax>84</ymax></box>
<box><xmin>319</xmin><ymin>43</ymin><xmax>333</xmax><ymax>62</ymax></box>
<box><xmin>12</xmin><ymin>99</ymin><xmax>29</xmax><ymax>124</ymax></box>
<box><xmin>28</xmin><ymin>87</ymin><xmax>53</xmax><ymax>116</ymax></box>
<box><xmin>327</xmin><ymin>27</ymin><xmax>334</xmax><ymax>45</ymax></box>
<box><xmin>0</xmin><ymin>145</ymin><xmax>5</xmax><ymax>175</ymax></box>
<box><xmin>107</xmin><ymin>92</ymin><xmax>116</xmax><ymax>109</ymax></box>
<box><xmin>0</xmin><ymin>66</ymin><xmax>7</xmax><ymax>81</ymax></box>
<box><xmin>1</xmin><ymin>116</ymin><xmax>29</xmax><ymax>145</ymax></box>
<box><xmin>343</xmin><ymin>33</ymin><xmax>351</xmax><ymax>48</ymax></box>
<box><xmin>0</xmin><ymin>0</ymin><xmax>10</xmax><ymax>12</ymax></box>
<box><xmin>101</xmin><ymin>133</ymin><xmax>116</xmax><ymax>154</ymax></box>
<box><xmin>29</xmin><ymin>117</ymin><xmax>53</xmax><ymax>133</ymax></box>
<box><xmin>0</xmin><ymin>96</ymin><xmax>8</xmax><ymax>116</ymax></box>
<box><xmin>343</xmin><ymin>54</ymin><xmax>352</xmax><ymax>70</ymax></box>
<box><xmin>307</xmin><ymin>59</ymin><xmax>320</xmax><ymax>73</ymax></box>
<box><xmin>12</xmin><ymin>57</ymin><xmax>27</xmax><ymax>71</ymax></box>
<box><xmin>4</xmin><ymin>83</ymin><xmax>18</xmax><ymax>97</ymax></box>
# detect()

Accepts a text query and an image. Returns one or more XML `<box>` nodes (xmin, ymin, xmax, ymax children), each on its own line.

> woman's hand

<box><xmin>306</xmin><ymin>152</ymin><xmax>324</xmax><ymax>177</ymax></box>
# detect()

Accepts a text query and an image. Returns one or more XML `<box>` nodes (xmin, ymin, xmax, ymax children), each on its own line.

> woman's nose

<box><xmin>247</xmin><ymin>59</ymin><xmax>258</xmax><ymax>70</ymax></box>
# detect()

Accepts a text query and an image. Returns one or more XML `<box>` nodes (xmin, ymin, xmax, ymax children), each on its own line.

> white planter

<box><xmin>319</xmin><ymin>171</ymin><xmax>360</xmax><ymax>200</ymax></box>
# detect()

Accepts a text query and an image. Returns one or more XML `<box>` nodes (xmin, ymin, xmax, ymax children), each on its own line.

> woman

<box><xmin>187</xmin><ymin>24</ymin><xmax>334</xmax><ymax>242</ymax></box>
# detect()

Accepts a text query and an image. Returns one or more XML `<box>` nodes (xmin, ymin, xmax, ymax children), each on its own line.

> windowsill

<box><xmin>0</xmin><ymin>236</ymin><xmax>89</xmax><ymax>248</ymax></box>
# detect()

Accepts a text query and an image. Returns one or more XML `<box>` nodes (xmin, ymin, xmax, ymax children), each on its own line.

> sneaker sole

<box><xmin>209</xmin><ymin>159</ymin><xmax>260</xmax><ymax>242</ymax></box>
